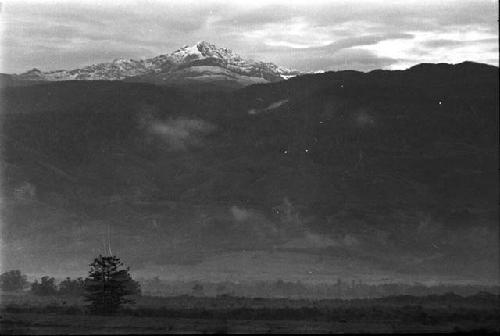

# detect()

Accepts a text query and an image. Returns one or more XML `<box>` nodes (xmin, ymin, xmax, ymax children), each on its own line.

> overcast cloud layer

<box><xmin>1</xmin><ymin>0</ymin><xmax>498</xmax><ymax>73</ymax></box>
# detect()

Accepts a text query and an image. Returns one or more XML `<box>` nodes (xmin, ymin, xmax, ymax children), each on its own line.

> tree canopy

<box><xmin>58</xmin><ymin>277</ymin><xmax>85</xmax><ymax>296</ymax></box>
<box><xmin>0</xmin><ymin>270</ymin><xmax>29</xmax><ymax>291</ymax></box>
<box><xmin>31</xmin><ymin>276</ymin><xmax>58</xmax><ymax>295</ymax></box>
<box><xmin>84</xmin><ymin>255</ymin><xmax>140</xmax><ymax>314</ymax></box>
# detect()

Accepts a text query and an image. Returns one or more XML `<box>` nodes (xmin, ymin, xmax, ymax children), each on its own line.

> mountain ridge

<box><xmin>8</xmin><ymin>41</ymin><xmax>300</xmax><ymax>89</ymax></box>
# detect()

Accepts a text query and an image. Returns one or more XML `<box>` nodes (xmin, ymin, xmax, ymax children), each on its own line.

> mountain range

<box><xmin>0</xmin><ymin>47</ymin><xmax>498</xmax><ymax>285</ymax></box>
<box><xmin>4</xmin><ymin>41</ymin><xmax>300</xmax><ymax>90</ymax></box>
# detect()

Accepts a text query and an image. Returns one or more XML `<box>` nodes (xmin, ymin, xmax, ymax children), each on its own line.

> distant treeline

<box><xmin>2</xmin><ymin>270</ymin><xmax>498</xmax><ymax>300</ymax></box>
<box><xmin>0</xmin><ymin>266</ymin><xmax>140</xmax><ymax>300</ymax></box>
<box><xmin>140</xmin><ymin>277</ymin><xmax>500</xmax><ymax>299</ymax></box>
<box><xmin>0</xmin><ymin>270</ymin><xmax>89</xmax><ymax>296</ymax></box>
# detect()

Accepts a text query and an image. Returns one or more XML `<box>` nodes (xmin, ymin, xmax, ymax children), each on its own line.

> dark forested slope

<box><xmin>1</xmin><ymin>62</ymin><xmax>498</xmax><ymax>282</ymax></box>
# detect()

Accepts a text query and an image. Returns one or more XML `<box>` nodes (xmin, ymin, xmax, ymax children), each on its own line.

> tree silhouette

<box><xmin>58</xmin><ymin>277</ymin><xmax>85</xmax><ymax>296</ymax></box>
<box><xmin>31</xmin><ymin>276</ymin><xmax>58</xmax><ymax>295</ymax></box>
<box><xmin>0</xmin><ymin>270</ymin><xmax>29</xmax><ymax>292</ymax></box>
<box><xmin>84</xmin><ymin>255</ymin><xmax>141</xmax><ymax>314</ymax></box>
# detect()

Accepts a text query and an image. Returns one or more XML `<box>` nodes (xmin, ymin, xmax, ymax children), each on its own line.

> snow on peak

<box><xmin>194</xmin><ymin>41</ymin><xmax>239</xmax><ymax>61</ymax></box>
<box><xmin>169</xmin><ymin>43</ymin><xmax>206</xmax><ymax>63</ymax></box>
<box><xmin>112</xmin><ymin>58</ymin><xmax>133</xmax><ymax>64</ymax></box>
<box><xmin>15</xmin><ymin>41</ymin><xmax>302</xmax><ymax>83</ymax></box>
<box><xmin>196</xmin><ymin>40</ymin><xmax>212</xmax><ymax>49</ymax></box>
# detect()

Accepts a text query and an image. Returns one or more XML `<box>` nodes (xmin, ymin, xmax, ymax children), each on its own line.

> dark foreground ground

<box><xmin>1</xmin><ymin>293</ymin><xmax>499</xmax><ymax>334</ymax></box>
<box><xmin>4</xmin><ymin>312</ymin><xmax>498</xmax><ymax>334</ymax></box>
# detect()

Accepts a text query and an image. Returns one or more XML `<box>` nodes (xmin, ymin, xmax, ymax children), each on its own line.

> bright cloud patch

<box><xmin>357</xmin><ymin>26</ymin><xmax>499</xmax><ymax>69</ymax></box>
<box><xmin>148</xmin><ymin>118</ymin><xmax>216</xmax><ymax>151</ymax></box>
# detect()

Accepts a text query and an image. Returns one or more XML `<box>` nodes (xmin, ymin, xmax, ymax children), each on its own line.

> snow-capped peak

<box><xmin>195</xmin><ymin>41</ymin><xmax>235</xmax><ymax>58</ymax></box>
<box><xmin>15</xmin><ymin>41</ymin><xmax>302</xmax><ymax>84</ymax></box>
<box><xmin>168</xmin><ymin>42</ymin><xmax>207</xmax><ymax>63</ymax></box>
<box><xmin>196</xmin><ymin>40</ymin><xmax>213</xmax><ymax>50</ymax></box>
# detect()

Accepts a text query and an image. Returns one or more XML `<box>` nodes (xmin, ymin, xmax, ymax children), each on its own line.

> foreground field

<box><xmin>4</xmin><ymin>312</ymin><xmax>496</xmax><ymax>334</ymax></box>
<box><xmin>1</xmin><ymin>293</ymin><xmax>499</xmax><ymax>334</ymax></box>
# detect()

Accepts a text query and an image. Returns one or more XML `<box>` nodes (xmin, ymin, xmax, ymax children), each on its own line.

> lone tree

<box><xmin>0</xmin><ymin>270</ymin><xmax>29</xmax><ymax>292</ymax></box>
<box><xmin>84</xmin><ymin>255</ymin><xmax>140</xmax><ymax>314</ymax></box>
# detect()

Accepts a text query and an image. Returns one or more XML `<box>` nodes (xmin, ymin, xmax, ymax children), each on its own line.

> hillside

<box><xmin>0</xmin><ymin>62</ymin><xmax>498</xmax><ymax>283</ymax></box>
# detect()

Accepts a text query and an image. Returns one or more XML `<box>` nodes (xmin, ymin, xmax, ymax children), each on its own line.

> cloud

<box><xmin>281</xmin><ymin>232</ymin><xmax>360</xmax><ymax>249</ymax></box>
<box><xmin>147</xmin><ymin>118</ymin><xmax>215</xmax><ymax>151</ymax></box>
<box><xmin>230</xmin><ymin>206</ymin><xmax>252</xmax><ymax>221</ymax></box>
<box><xmin>214</xmin><ymin>4</ymin><xmax>296</xmax><ymax>28</ymax></box>
<box><xmin>281</xmin><ymin>48</ymin><xmax>398</xmax><ymax>72</ymax></box>
<box><xmin>358</xmin><ymin>29</ymin><xmax>499</xmax><ymax>70</ymax></box>
<box><xmin>282</xmin><ymin>232</ymin><xmax>339</xmax><ymax>249</ymax></box>
<box><xmin>1</xmin><ymin>0</ymin><xmax>498</xmax><ymax>73</ymax></box>
<box><xmin>421</xmin><ymin>37</ymin><xmax>498</xmax><ymax>49</ymax></box>
<box><xmin>323</xmin><ymin>34</ymin><xmax>414</xmax><ymax>52</ymax></box>
<box><xmin>421</xmin><ymin>39</ymin><xmax>474</xmax><ymax>48</ymax></box>
<box><xmin>230</xmin><ymin>206</ymin><xmax>279</xmax><ymax>237</ymax></box>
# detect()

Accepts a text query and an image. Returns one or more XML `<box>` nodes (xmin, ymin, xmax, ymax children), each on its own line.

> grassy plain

<box><xmin>1</xmin><ymin>292</ymin><xmax>498</xmax><ymax>334</ymax></box>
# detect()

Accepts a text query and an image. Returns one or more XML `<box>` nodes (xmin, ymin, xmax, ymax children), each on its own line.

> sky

<box><xmin>0</xmin><ymin>0</ymin><xmax>498</xmax><ymax>74</ymax></box>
